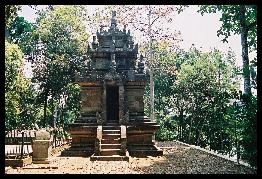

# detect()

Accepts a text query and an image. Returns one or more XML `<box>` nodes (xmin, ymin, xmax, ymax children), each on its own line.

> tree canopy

<box><xmin>198</xmin><ymin>5</ymin><xmax>257</xmax><ymax>95</ymax></box>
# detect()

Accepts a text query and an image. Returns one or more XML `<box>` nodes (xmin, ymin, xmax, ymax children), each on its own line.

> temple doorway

<box><xmin>106</xmin><ymin>84</ymin><xmax>119</xmax><ymax>123</ymax></box>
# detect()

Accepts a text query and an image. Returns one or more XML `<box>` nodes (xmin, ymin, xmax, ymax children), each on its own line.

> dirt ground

<box><xmin>5</xmin><ymin>141</ymin><xmax>256</xmax><ymax>174</ymax></box>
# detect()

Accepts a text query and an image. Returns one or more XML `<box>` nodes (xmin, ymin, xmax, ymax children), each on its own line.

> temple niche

<box><xmin>61</xmin><ymin>11</ymin><xmax>163</xmax><ymax>161</ymax></box>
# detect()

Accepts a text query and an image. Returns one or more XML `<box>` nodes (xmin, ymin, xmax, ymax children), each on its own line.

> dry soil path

<box><xmin>5</xmin><ymin>141</ymin><xmax>256</xmax><ymax>174</ymax></box>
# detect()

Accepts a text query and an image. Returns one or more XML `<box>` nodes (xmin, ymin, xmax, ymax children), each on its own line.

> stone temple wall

<box><xmin>80</xmin><ymin>86</ymin><xmax>102</xmax><ymax>115</ymax></box>
<box><xmin>126</xmin><ymin>86</ymin><xmax>144</xmax><ymax>115</ymax></box>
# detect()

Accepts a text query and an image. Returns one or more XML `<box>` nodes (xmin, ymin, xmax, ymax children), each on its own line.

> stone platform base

<box><xmin>63</xmin><ymin>123</ymin><xmax>97</xmax><ymax>157</ymax></box>
<box><xmin>32</xmin><ymin>157</ymin><xmax>54</xmax><ymax>164</ymax></box>
<box><xmin>61</xmin><ymin>148</ymin><xmax>94</xmax><ymax>157</ymax></box>
<box><xmin>90</xmin><ymin>154</ymin><xmax>129</xmax><ymax>161</ymax></box>
<box><xmin>128</xmin><ymin>144</ymin><xmax>163</xmax><ymax>157</ymax></box>
<box><xmin>126</xmin><ymin>121</ymin><xmax>163</xmax><ymax>157</ymax></box>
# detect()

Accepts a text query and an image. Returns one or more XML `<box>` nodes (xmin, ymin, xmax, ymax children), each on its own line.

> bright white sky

<box><xmin>19</xmin><ymin>5</ymin><xmax>256</xmax><ymax>93</ymax></box>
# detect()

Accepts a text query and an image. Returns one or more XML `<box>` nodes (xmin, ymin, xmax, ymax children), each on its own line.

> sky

<box><xmin>18</xmin><ymin>5</ymin><xmax>254</xmax><ymax>92</ymax></box>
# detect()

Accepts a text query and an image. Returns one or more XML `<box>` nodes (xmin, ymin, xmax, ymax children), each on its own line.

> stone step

<box><xmin>102</xmin><ymin>134</ymin><xmax>120</xmax><ymax>140</ymax></box>
<box><xmin>101</xmin><ymin>138</ymin><xmax>120</xmax><ymax>144</ymax></box>
<box><xmin>71</xmin><ymin>144</ymin><xmax>95</xmax><ymax>147</ymax></box>
<box><xmin>129</xmin><ymin>119</ymin><xmax>151</xmax><ymax>123</ymax></box>
<box><xmin>105</xmin><ymin>123</ymin><xmax>119</xmax><ymax>126</ymax></box>
<box><xmin>74</xmin><ymin>118</ymin><xmax>96</xmax><ymax>123</ymax></box>
<box><xmin>101</xmin><ymin>144</ymin><xmax>121</xmax><ymax>149</ymax></box>
<box><xmin>127</xmin><ymin>143</ymin><xmax>156</xmax><ymax>149</ymax></box>
<box><xmin>103</xmin><ymin>126</ymin><xmax>120</xmax><ymax>130</ymax></box>
<box><xmin>61</xmin><ymin>148</ymin><xmax>94</xmax><ymax>152</ymax></box>
<box><xmin>100</xmin><ymin>149</ymin><xmax>121</xmax><ymax>156</ymax></box>
<box><xmin>90</xmin><ymin>155</ymin><xmax>129</xmax><ymax>161</ymax></box>
<box><xmin>128</xmin><ymin>146</ymin><xmax>157</xmax><ymax>150</ymax></box>
<box><xmin>61</xmin><ymin>149</ymin><xmax>94</xmax><ymax>157</ymax></box>
<box><xmin>68</xmin><ymin>123</ymin><xmax>98</xmax><ymax>127</ymax></box>
<box><xmin>128</xmin><ymin>122</ymin><xmax>158</xmax><ymax>126</ymax></box>
<box><xmin>102</xmin><ymin>130</ymin><xmax>121</xmax><ymax>134</ymax></box>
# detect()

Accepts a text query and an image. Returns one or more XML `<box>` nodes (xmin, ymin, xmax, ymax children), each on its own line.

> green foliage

<box><xmin>27</xmin><ymin>6</ymin><xmax>89</xmax><ymax>127</ymax></box>
<box><xmin>240</xmin><ymin>94</ymin><xmax>257</xmax><ymax>167</ymax></box>
<box><xmin>5</xmin><ymin>40</ymin><xmax>35</xmax><ymax>130</ymax></box>
<box><xmin>196</xmin><ymin>5</ymin><xmax>257</xmax><ymax>167</ymax></box>
<box><xmin>56</xmin><ymin>83</ymin><xmax>81</xmax><ymax>129</ymax></box>
<box><xmin>198</xmin><ymin>5</ymin><xmax>257</xmax><ymax>96</ymax></box>
<box><xmin>156</xmin><ymin>115</ymin><xmax>177</xmax><ymax>141</ymax></box>
<box><xmin>145</xmin><ymin>44</ymin><xmax>257</xmax><ymax>166</ymax></box>
<box><xmin>5</xmin><ymin>40</ymin><xmax>24</xmax><ymax>91</ymax></box>
<box><xmin>31</xmin><ymin>5</ymin><xmax>89</xmax><ymax>90</ymax></box>
<box><xmin>5</xmin><ymin>6</ymin><xmax>89</xmax><ymax>131</ymax></box>
<box><xmin>172</xmin><ymin>48</ymin><xmax>238</xmax><ymax>149</ymax></box>
<box><xmin>5</xmin><ymin>5</ymin><xmax>22</xmax><ymax>28</ymax></box>
<box><xmin>145</xmin><ymin>44</ymin><xmax>256</xmax><ymax>166</ymax></box>
<box><xmin>7</xmin><ymin>16</ymin><xmax>34</xmax><ymax>55</ymax></box>
<box><xmin>5</xmin><ymin>40</ymin><xmax>23</xmax><ymax>130</ymax></box>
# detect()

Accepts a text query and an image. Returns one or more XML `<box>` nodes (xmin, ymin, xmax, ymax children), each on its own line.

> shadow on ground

<box><xmin>130</xmin><ymin>146</ymin><xmax>256</xmax><ymax>174</ymax></box>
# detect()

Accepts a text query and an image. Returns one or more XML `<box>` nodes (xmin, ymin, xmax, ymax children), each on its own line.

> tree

<box><xmin>142</xmin><ymin>40</ymin><xmax>178</xmax><ymax>116</ymax></box>
<box><xmin>198</xmin><ymin>5</ymin><xmax>257</xmax><ymax>167</ymax></box>
<box><xmin>5</xmin><ymin>5</ymin><xmax>38</xmax><ymax>30</ymax></box>
<box><xmin>6</xmin><ymin>16</ymin><xmax>34</xmax><ymax>56</ymax></box>
<box><xmin>151</xmin><ymin>45</ymin><xmax>241</xmax><ymax>152</ymax></box>
<box><xmin>29</xmin><ymin>5</ymin><xmax>89</xmax><ymax>126</ymax></box>
<box><xmin>240</xmin><ymin>94</ymin><xmax>257</xmax><ymax>167</ymax></box>
<box><xmin>5</xmin><ymin>5</ymin><xmax>22</xmax><ymax>28</ymax></box>
<box><xmin>5</xmin><ymin>40</ymin><xmax>27</xmax><ymax>130</ymax></box>
<box><xmin>198</xmin><ymin>5</ymin><xmax>257</xmax><ymax>95</ymax></box>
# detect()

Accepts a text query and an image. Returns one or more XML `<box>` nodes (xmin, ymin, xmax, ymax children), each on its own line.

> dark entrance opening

<box><xmin>106</xmin><ymin>84</ymin><xmax>119</xmax><ymax>123</ymax></box>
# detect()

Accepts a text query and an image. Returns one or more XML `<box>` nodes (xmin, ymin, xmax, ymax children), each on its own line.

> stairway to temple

<box><xmin>90</xmin><ymin>122</ymin><xmax>129</xmax><ymax>161</ymax></box>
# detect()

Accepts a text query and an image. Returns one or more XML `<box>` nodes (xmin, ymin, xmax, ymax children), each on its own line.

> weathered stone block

<box><xmin>32</xmin><ymin>140</ymin><xmax>52</xmax><ymax>164</ymax></box>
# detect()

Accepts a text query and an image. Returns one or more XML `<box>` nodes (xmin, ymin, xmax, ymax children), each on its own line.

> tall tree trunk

<box><xmin>51</xmin><ymin>96</ymin><xmax>54</xmax><ymax>128</ymax></box>
<box><xmin>195</xmin><ymin>121</ymin><xmax>199</xmax><ymax>145</ymax></box>
<box><xmin>188</xmin><ymin>117</ymin><xmax>193</xmax><ymax>144</ymax></box>
<box><xmin>234</xmin><ymin>118</ymin><xmax>240</xmax><ymax>164</ymax></box>
<box><xmin>61</xmin><ymin>104</ymin><xmax>64</xmax><ymax>128</ymax></box>
<box><xmin>179</xmin><ymin>110</ymin><xmax>183</xmax><ymax>141</ymax></box>
<box><xmin>240</xmin><ymin>5</ymin><xmax>251</xmax><ymax>95</ymax></box>
<box><xmin>197</xmin><ymin>120</ymin><xmax>205</xmax><ymax>146</ymax></box>
<box><xmin>148</xmin><ymin>5</ymin><xmax>155</xmax><ymax>122</ymax></box>
<box><xmin>208</xmin><ymin>124</ymin><xmax>211</xmax><ymax>151</ymax></box>
<box><xmin>43</xmin><ymin>90</ymin><xmax>48</xmax><ymax>127</ymax></box>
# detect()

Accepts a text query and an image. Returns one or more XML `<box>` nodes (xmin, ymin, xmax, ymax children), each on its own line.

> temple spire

<box><xmin>110</xmin><ymin>11</ymin><xmax>117</xmax><ymax>30</ymax></box>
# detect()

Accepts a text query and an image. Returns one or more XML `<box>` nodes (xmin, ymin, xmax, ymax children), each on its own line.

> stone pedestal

<box><xmin>61</xmin><ymin>123</ymin><xmax>97</xmax><ymax>157</ymax></box>
<box><xmin>127</xmin><ymin>120</ymin><xmax>163</xmax><ymax>157</ymax></box>
<box><xmin>32</xmin><ymin>140</ymin><xmax>52</xmax><ymax>164</ymax></box>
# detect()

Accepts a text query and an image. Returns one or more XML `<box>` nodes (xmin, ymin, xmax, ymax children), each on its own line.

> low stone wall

<box><xmin>5</xmin><ymin>156</ymin><xmax>32</xmax><ymax>167</ymax></box>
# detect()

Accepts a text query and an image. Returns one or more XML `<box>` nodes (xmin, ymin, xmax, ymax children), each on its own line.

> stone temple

<box><xmin>62</xmin><ymin>11</ymin><xmax>163</xmax><ymax>161</ymax></box>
